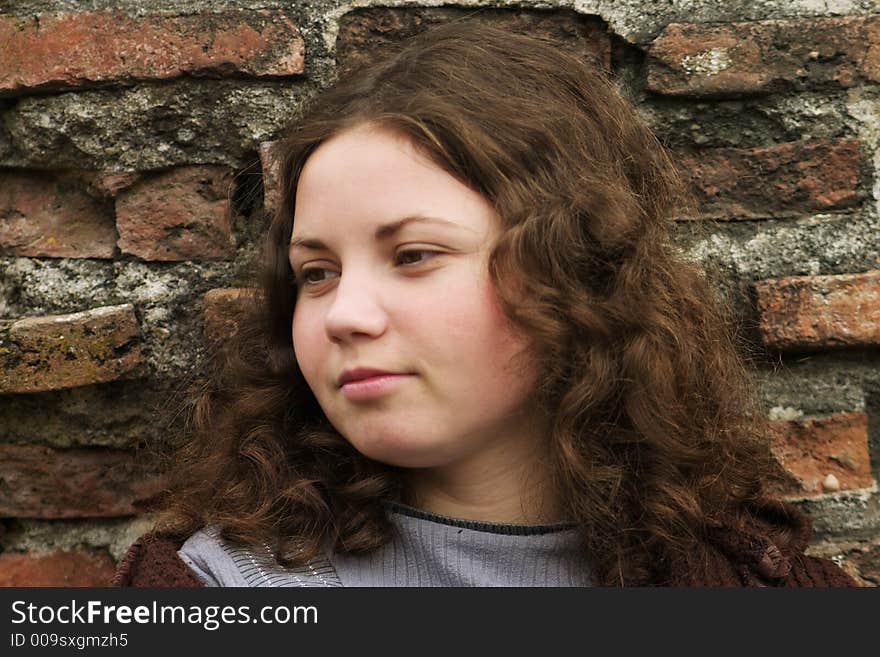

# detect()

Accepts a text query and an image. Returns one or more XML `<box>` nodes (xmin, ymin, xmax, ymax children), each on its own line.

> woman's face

<box><xmin>290</xmin><ymin>123</ymin><xmax>545</xmax><ymax>470</ymax></box>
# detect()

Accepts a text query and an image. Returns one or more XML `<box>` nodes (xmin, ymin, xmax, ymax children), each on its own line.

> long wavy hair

<box><xmin>155</xmin><ymin>19</ymin><xmax>781</xmax><ymax>585</ymax></box>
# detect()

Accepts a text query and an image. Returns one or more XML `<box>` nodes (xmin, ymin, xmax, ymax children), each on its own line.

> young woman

<box><xmin>113</xmin><ymin>20</ymin><xmax>856</xmax><ymax>587</ymax></box>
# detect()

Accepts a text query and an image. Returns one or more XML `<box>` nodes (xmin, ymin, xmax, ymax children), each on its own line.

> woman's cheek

<box><xmin>292</xmin><ymin>315</ymin><xmax>323</xmax><ymax>383</ymax></box>
<box><xmin>427</xmin><ymin>273</ymin><xmax>494</xmax><ymax>339</ymax></box>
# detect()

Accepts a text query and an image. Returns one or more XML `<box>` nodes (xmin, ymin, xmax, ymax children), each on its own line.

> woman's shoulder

<box><xmin>113</xmin><ymin>525</ymin><xmax>343</xmax><ymax>588</ymax></box>
<box><xmin>176</xmin><ymin>526</ymin><xmax>256</xmax><ymax>587</ymax></box>
<box><xmin>112</xmin><ymin>526</ymin><xmax>256</xmax><ymax>587</ymax></box>
<box><xmin>674</xmin><ymin>498</ymin><xmax>860</xmax><ymax>587</ymax></box>
<box><xmin>111</xmin><ymin>529</ymin><xmax>206</xmax><ymax>588</ymax></box>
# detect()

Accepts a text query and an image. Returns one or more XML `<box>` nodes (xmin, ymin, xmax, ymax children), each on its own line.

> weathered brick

<box><xmin>336</xmin><ymin>7</ymin><xmax>611</xmax><ymax>75</ymax></box>
<box><xmin>0</xmin><ymin>444</ymin><xmax>164</xmax><ymax>518</ymax></box>
<box><xmin>766</xmin><ymin>411</ymin><xmax>874</xmax><ymax>498</ymax></box>
<box><xmin>85</xmin><ymin>172</ymin><xmax>141</xmax><ymax>198</ymax></box>
<box><xmin>203</xmin><ymin>287</ymin><xmax>258</xmax><ymax>346</ymax></box>
<box><xmin>0</xmin><ymin>304</ymin><xmax>143</xmax><ymax>393</ymax></box>
<box><xmin>647</xmin><ymin>16</ymin><xmax>880</xmax><ymax>97</ymax></box>
<box><xmin>259</xmin><ymin>140</ymin><xmax>283</xmax><ymax>219</ymax></box>
<box><xmin>676</xmin><ymin>139</ymin><xmax>863</xmax><ymax>220</ymax></box>
<box><xmin>0</xmin><ymin>171</ymin><xmax>117</xmax><ymax>258</ymax></box>
<box><xmin>116</xmin><ymin>166</ymin><xmax>234</xmax><ymax>261</ymax></box>
<box><xmin>0</xmin><ymin>380</ymin><xmax>174</xmax><ymax>449</ymax></box>
<box><xmin>0</xmin><ymin>547</ymin><xmax>116</xmax><ymax>586</ymax></box>
<box><xmin>752</xmin><ymin>270</ymin><xmax>880</xmax><ymax>351</ymax></box>
<box><xmin>0</xmin><ymin>10</ymin><xmax>304</xmax><ymax>97</ymax></box>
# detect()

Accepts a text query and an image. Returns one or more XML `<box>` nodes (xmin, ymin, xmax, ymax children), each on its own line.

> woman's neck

<box><xmin>403</xmin><ymin>442</ymin><xmax>563</xmax><ymax>525</ymax></box>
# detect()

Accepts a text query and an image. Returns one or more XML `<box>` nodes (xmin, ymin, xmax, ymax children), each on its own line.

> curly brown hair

<box><xmin>154</xmin><ymin>19</ymin><xmax>781</xmax><ymax>585</ymax></box>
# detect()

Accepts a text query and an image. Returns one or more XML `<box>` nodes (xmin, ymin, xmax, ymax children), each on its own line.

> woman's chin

<box><xmin>348</xmin><ymin>437</ymin><xmax>454</xmax><ymax>469</ymax></box>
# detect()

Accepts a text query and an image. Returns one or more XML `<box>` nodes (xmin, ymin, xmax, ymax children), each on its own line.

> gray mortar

<box><xmin>639</xmin><ymin>92</ymin><xmax>854</xmax><ymax>150</ymax></box>
<box><xmin>682</xmin><ymin>210</ymin><xmax>880</xmax><ymax>317</ymax></box>
<box><xmin>5</xmin><ymin>1</ymin><xmax>875</xmax><ymax>43</ymax></box>
<box><xmin>846</xmin><ymin>87</ymin><xmax>880</xmax><ymax>217</ymax></box>
<box><xmin>4</xmin><ymin>0</ymin><xmax>880</xmax><ymax>43</ymax></box>
<box><xmin>0</xmin><ymin>515</ymin><xmax>158</xmax><ymax>562</ymax></box>
<box><xmin>793</xmin><ymin>485</ymin><xmax>880</xmax><ymax>537</ymax></box>
<box><xmin>0</xmin><ymin>256</ymin><xmax>251</xmax><ymax>380</ymax></box>
<box><xmin>578</xmin><ymin>0</ymin><xmax>880</xmax><ymax>44</ymax></box>
<box><xmin>2</xmin><ymin>80</ymin><xmax>309</xmax><ymax>170</ymax></box>
<box><xmin>757</xmin><ymin>360</ymin><xmax>869</xmax><ymax>417</ymax></box>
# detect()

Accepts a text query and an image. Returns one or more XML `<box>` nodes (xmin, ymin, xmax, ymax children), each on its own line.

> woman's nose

<box><xmin>323</xmin><ymin>270</ymin><xmax>388</xmax><ymax>342</ymax></box>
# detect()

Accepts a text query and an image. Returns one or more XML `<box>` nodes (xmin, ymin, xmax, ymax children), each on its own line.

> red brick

<box><xmin>0</xmin><ymin>444</ymin><xmax>165</xmax><ymax>518</ymax></box>
<box><xmin>84</xmin><ymin>171</ymin><xmax>141</xmax><ymax>198</ymax></box>
<box><xmin>0</xmin><ymin>10</ymin><xmax>304</xmax><ymax>97</ymax></box>
<box><xmin>676</xmin><ymin>139</ymin><xmax>863</xmax><ymax>220</ymax></box>
<box><xmin>766</xmin><ymin>411</ymin><xmax>874</xmax><ymax>498</ymax></box>
<box><xmin>336</xmin><ymin>8</ymin><xmax>611</xmax><ymax>75</ymax></box>
<box><xmin>0</xmin><ymin>171</ymin><xmax>117</xmax><ymax>258</ymax></box>
<box><xmin>203</xmin><ymin>287</ymin><xmax>258</xmax><ymax>346</ymax></box>
<box><xmin>752</xmin><ymin>270</ymin><xmax>880</xmax><ymax>351</ymax></box>
<box><xmin>647</xmin><ymin>16</ymin><xmax>880</xmax><ymax>97</ymax></box>
<box><xmin>116</xmin><ymin>166</ymin><xmax>234</xmax><ymax>261</ymax></box>
<box><xmin>0</xmin><ymin>304</ymin><xmax>143</xmax><ymax>393</ymax></box>
<box><xmin>0</xmin><ymin>547</ymin><xmax>116</xmax><ymax>586</ymax></box>
<box><xmin>259</xmin><ymin>140</ymin><xmax>283</xmax><ymax>219</ymax></box>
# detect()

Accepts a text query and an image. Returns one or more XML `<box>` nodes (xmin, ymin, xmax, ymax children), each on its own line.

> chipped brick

<box><xmin>752</xmin><ymin>270</ymin><xmax>880</xmax><ymax>351</ymax></box>
<box><xmin>766</xmin><ymin>411</ymin><xmax>874</xmax><ymax>497</ymax></box>
<box><xmin>337</xmin><ymin>7</ymin><xmax>611</xmax><ymax>75</ymax></box>
<box><xmin>203</xmin><ymin>287</ymin><xmax>258</xmax><ymax>347</ymax></box>
<box><xmin>0</xmin><ymin>171</ymin><xmax>117</xmax><ymax>258</ymax></box>
<box><xmin>0</xmin><ymin>10</ymin><xmax>304</xmax><ymax>97</ymax></box>
<box><xmin>0</xmin><ymin>304</ymin><xmax>143</xmax><ymax>393</ymax></box>
<box><xmin>0</xmin><ymin>547</ymin><xmax>117</xmax><ymax>586</ymax></box>
<box><xmin>116</xmin><ymin>166</ymin><xmax>234</xmax><ymax>261</ymax></box>
<box><xmin>0</xmin><ymin>444</ymin><xmax>164</xmax><ymax>518</ymax></box>
<box><xmin>677</xmin><ymin>139</ymin><xmax>863</xmax><ymax>220</ymax></box>
<box><xmin>648</xmin><ymin>16</ymin><xmax>880</xmax><ymax>97</ymax></box>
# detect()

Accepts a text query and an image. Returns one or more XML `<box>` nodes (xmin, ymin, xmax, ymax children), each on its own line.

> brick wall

<box><xmin>1</xmin><ymin>1</ymin><xmax>878</xmax><ymax>586</ymax></box>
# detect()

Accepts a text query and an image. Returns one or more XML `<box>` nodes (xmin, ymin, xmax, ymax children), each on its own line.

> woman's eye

<box><xmin>298</xmin><ymin>268</ymin><xmax>338</xmax><ymax>285</ymax></box>
<box><xmin>395</xmin><ymin>249</ymin><xmax>439</xmax><ymax>266</ymax></box>
<box><xmin>296</xmin><ymin>250</ymin><xmax>439</xmax><ymax>287</ymax></box>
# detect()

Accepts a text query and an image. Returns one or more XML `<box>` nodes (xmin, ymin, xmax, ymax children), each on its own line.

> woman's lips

<box><xmin>340</xmin><ymin>373</ymin><xmax>415</xmax><ymax>401</ymax></box>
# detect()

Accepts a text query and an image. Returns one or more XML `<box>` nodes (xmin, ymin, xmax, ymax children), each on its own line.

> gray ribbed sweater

<box><xmin>178</xmin><ymin>502</ymin><xmax>593</xmax><ymax>587</ymax></box>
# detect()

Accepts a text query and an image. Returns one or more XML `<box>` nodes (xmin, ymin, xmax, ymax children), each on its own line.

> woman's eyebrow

<box><xmin>289</xmin><ymin>215</ymin><xmax>473</xmax><ymax>253</ymax></box>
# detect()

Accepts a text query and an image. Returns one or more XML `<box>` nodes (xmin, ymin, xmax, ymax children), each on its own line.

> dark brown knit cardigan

<box><xmin>112</xmin><ymin>499</ymin><xmax>858</xmax><ymax>587</ymax></box>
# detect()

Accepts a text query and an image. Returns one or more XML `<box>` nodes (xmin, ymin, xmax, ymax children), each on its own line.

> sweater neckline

<box><xmin>385</xmin><ymin>501</ymin><xmax>579</xmax><ymax>536</ymax></box>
